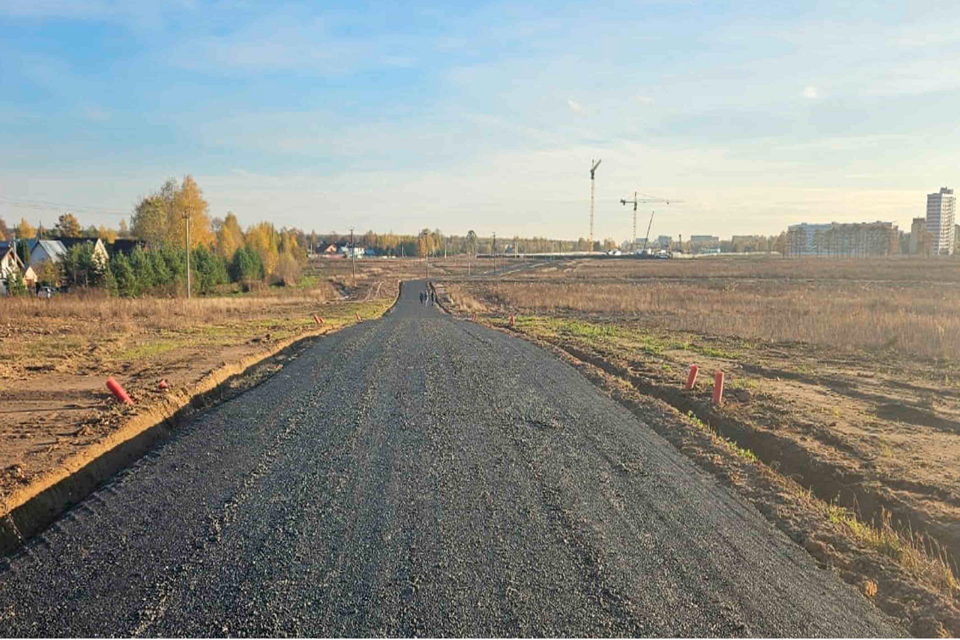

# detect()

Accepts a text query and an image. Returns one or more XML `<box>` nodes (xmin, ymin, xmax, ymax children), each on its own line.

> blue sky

<box><xmin>1</xmin><ymin>0</ymin><xmax>958</xmax><ymax>240</ymax></box>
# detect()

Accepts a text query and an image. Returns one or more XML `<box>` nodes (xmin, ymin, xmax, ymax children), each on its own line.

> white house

<box><xmin>28</xmin><ymin>237</ymin><xmax>109</xmax><ymax>268</ymax></box>
<box><xmin>28</xmin><ymin>239</ymin><xmax>68</xmax><ymax>266</ymax></box>
<box><xmin>0</xmin><ymin>243</ymin><xmax>37</xmax><ymax>295</ymax></box>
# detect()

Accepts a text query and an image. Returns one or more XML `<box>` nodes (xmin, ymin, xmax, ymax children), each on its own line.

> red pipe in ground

<box><xmin>472</xmin><ymin>312</ymin><xmax>477</xmax><ymax>322</ymax></box>
<box><xmin>313</xmin><ymin>314</ymin><xmax>324</xmax><ymax>325</ymax></box>
<box><xmin>685</xmin><ymin>365</ymin><xmax>699</xmax><ymax>390</ymax></box>
<box><xmin>106</xmin><ymin>377</ymin><xmax>134</xmax><ymax>405</ymax></box>
<box><xmin>355</xmin><ymin>312</ymin><xmax>362</xmax><ymax>322</ymax></box>
<box><xmin>509</xmin><ymin>315</ymin><xmax>515</xmax><ymax>327</ymax></box>
<box><xmin>712</xmin><ymin>370</ymin><xmax>725</xmax><ymax>406</ymax></box>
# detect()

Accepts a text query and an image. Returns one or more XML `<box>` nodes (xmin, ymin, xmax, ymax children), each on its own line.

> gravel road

<box><xmin>0</xmin><ymin>281</ymin><xmax>899</xmax><ymax>637</ymax></box>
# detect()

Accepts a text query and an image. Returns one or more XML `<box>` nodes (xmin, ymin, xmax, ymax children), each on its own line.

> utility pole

<box><xmin>183</xmin><ymin>211</ymin><xmax>191</xmax><ymax>298</ymax></box>
<box><xmin>492</xmin><ymin>232</ymin><xmax>497</xmax><ymax>274</ymax></box>
<box><xmin>589</xmin><ymin>159</ymin><xmax>602</xmax><ymax>252</ymax></box>
<box><xmin>350</xmin><ymin>227</ymin><xmax>356</xmax><ymax>287</ymax></box>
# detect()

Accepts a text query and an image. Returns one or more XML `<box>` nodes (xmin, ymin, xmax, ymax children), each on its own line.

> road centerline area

<box><xmin>0</xmin><ymin>281</ymin><xmax>899</xmax><ymax>637</ymax></box>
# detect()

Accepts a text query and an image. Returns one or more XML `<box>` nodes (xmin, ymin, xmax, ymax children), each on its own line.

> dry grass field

<box><xmin>0</xmin><ymin>258</ymin><xmax>416</xmax><ymax>503</ymax></box>
<box><xmin>460</xmin><ymin>279</ymin><xmax>960</xmax><ymax>361</ymax></box>
<box><xmin>439</xmin><ymin>255</ymin><xmax>960</xmax><ymax>635</ymax></box>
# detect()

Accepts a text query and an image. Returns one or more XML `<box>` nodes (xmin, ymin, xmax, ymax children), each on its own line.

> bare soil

<box><xmin>0</xmin><ymin>267</ymin><xmax>404</xmax><ymax>507</ymax></box>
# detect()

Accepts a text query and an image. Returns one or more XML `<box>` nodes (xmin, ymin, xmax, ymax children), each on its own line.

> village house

<box><xmin>318</xmin><ymin>243</ymin><xmax>341</xmax><ymax>257</ymax></box>
<box><xmin>0</xmin><ymin>242</ymin><xmax>38</xmax><ymax>295</ymax></box>
<box><xmin>27</xmin><ymin>239</ymin><xmax>68</xmax><ymax>266</ymax></box>
<box><xmin>28</xmin><ymin>237</ymin><xmax>110</xmax><ymax>268</ymax></box>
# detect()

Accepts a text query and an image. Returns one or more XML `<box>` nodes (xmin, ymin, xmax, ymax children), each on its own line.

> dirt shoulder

<box><xmin>442</xmin><ymin>282</ymin><xmax>960</xmax><ymax>637</ymax></box>
<box><xmin>0</xmin><ymin>281</ymin><xmax>398</xmax><ymax>512</ymax></box>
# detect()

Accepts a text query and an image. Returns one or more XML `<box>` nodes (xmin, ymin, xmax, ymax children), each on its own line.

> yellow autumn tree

<box><xmin>97</xmin><ymin>225</ymin><xmax>118</xmax><ymax>243</ymax></box>
<box><xmin>245</xmin><ymin>222</ymin><xmax>279</xmax><ymax>277</ymax></box>
<box><xmin>16</xmin><ymin>218</ymin><xmax>36</xmax><ymax>239</ymax></box>
<box><xmin>131</xmin><ymin>175</ymin><xmax>213</xmax><ymax>249</ymax></box>
<box><xmin>168</xmin><ymin>175</ymin><xmax>214</xmax><ymax>249</ymax></box>
<box><xmin>217</xmin><ymin>212</ymin><xmax>245</xmax><ymax>261</ymax></box>
<box><xmin>279</xmin><ymin>228</ymin><xmax>306</xmax><ymax>263</ymax></box>
<box><xmin>54</xmin><ymin>213</ymin><xmax>83</xmax><ymax>237</ymax></box>
<box><xmin>131</xmin><ymin>179</ymin><xmax>177</xmax><ymax>247</ymax></box>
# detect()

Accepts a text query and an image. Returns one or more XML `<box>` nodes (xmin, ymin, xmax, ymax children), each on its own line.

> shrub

<box><xmin>230</xmin><ymin>245</ymin><xmax>265</xmax><ymax>287</ymax></box>
<box><xmin>62</xmin><ymin>243</ymin><xmax>107</xmax><ymax>288</ymax></box>
<box><xmin>129</xmin><ymin>246</ymin><xmax>156</xmax><ymax>291</ymax></box>
<box><xmin>110</xmin><ymin>253</ymin><xmax>138</xmax><ymax>297</ymax></box>
<box><xmin>5</xmin><ymin>270</ymin><xmax>27</xmax><ymax>296</ymax></box>
<box><xmin>192</xmin><ymin>244</ymin><xmax>229</xmax><ymax>294</ymax></box>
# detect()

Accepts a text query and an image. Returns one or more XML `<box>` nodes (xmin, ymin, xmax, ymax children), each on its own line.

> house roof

<box><xmin>29</xmin><ymin>239</ymin><xmax>68</xmax><ymax>261</ymax></box>
<box><xmin>0</xmin><ymin>244</ymin><xmax>26</xmax><ymax>271</ymax></box>
<box><xmin>108</xmin><ymin>239</ymin><xmax>145</xmax><ymax>256</ymax></box>
<box><xmin>53</xmin><ymin>237</ymin><xmax>102</xmax><ymax>249</ymax></box>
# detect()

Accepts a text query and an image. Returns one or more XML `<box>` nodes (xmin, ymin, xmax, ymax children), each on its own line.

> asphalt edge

<box><xmin>0</xmin><ymin>283</ymin><xmax>403</xmax><ymax>558</ymax></box>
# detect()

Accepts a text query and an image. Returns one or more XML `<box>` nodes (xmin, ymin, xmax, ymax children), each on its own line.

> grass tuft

<box><xmin>825</xmin><ymin>503</ymin><xmax>959</xmax><ymax>597</ymax></box>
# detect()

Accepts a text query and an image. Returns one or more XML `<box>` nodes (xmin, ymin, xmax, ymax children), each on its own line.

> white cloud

<box><xmin>802</xmin><ymin>86</ymin><xmax>818</xmax><ymax>99</ymax></box>
<box><xmin>567</xmin><ymin>99</ymin><xmax>583</xmax><ymax>113</ymax></box>
<box><xmin>637</xmin><ymin>96</ymin><xmax>655</xmax><ymax>104</ymax></box>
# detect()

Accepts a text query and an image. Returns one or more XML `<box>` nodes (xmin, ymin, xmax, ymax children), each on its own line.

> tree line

<box><xmin>2</xmin><ymin>176</ymin><xmax>309</xmax><ymax>297</ymax></box>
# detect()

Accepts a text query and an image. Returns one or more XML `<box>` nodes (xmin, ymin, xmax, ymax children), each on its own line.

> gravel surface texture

<box><xmin>0</xmin><ymin>281</ymin><xmax>899</xmax><ymax>637</ymax></box>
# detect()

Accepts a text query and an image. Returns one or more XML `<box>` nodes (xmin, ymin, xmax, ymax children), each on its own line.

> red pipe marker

<box><xmin>355</xmin><ymin>312</ymin><xmax>362</xmax><ymax>322</ymax></box>
<box><xmin>712</xmin><ymin>370</ymin><xmax>725</xmax><ymax>406</ymax></box>
<box><xmin>106</xmin><ymin>377</ymin><xmax>134</xmax><ymax>405</ymax></box>
<box><xmin>313</xmin><ymin>314</ymin><xmax>323</xmax><ymax>325</ymax></box>
<box><xmin>685</xmin><ymin>365</ymin><xmax>699</xmax><ymax>390</ymax></box>
<box><xmin>472</xmin><ymin>312</ymin><xmax>477</xmax><ymax>322</ymax></box>
<box><xmin>509</xmin><ymin>315</ymin><xmax>515</xmax><ymax>327</ymax></box>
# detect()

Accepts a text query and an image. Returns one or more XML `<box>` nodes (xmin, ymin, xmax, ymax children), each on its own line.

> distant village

<box><xmin>1</xmin><ymin>185</ymin><xmax>956</xmax><ymax>296</ymax></box>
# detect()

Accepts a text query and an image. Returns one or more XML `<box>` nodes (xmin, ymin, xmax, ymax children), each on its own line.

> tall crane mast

<box><xmin>589</xmin><ymin>159</ymin><xmax>601</xmax><ymax>252</ymax></box>
<box><xmin>619</xmin><ymin>192</ymin><xmax>683</xmax><ymax>253</ymax></box>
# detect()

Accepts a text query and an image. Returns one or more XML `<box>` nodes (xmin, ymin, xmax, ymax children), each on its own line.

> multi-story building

<box><xmin>689</xmin><ymin>235</ymin><xmax>720</xmax><ymax>253</ymax></box>
<box><xmin>910</xmin><ymin>217</ymin><xmax>926</xmax><ymax>254</ymax></box>
<box><xmin>785</xmin><ymin>223</ymin><xmax>830</xmax><ymax>255</ymax></box>
<box><xmin>926</xmin><ymin>187</ymin><xmax>956</xmax><ymax>256</ymax></box>
<box><xmin>786</xmin><ymin>222</ymin><xmax>899</xmax><ymax>257</ymax></box>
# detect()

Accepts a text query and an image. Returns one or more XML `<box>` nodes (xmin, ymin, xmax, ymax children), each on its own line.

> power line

<box><xmin>0</xmin><ymin>195</ymin><xmax>130</xmax><ymax>217</ymax></box>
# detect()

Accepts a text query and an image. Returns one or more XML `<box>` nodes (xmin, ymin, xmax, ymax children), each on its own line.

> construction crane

<box><xmin>619</xmin><ymin>192</ymin><xmax>684</xmax><ymax>253</ymax></box>
<box><xmin>589</xmin><ymin>159</ymin><xmax>601</xmax><ymax>252</ymax></box>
